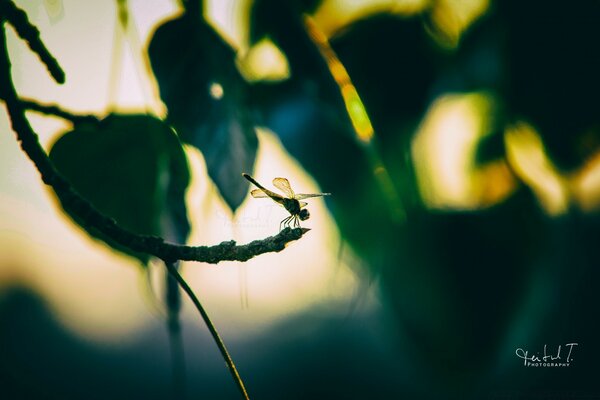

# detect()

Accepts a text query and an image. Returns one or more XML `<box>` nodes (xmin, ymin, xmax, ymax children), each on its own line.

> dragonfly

<box><xmin>242</xmin><ymin>173</ymin><xmax>330</xmax><ymax>230</ymax></box>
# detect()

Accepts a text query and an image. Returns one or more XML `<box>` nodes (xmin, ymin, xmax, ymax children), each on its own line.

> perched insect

<box><xmin>242</xmin><ymin>173</ymin><xmax>330</xmax><ymax>230</ymax></box>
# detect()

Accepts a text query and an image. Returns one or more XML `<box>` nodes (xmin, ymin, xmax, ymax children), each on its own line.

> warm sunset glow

<box><xmin>412</xmin><ymin>92</ymin><xmax>516</xmax><ymax>210</ymax></box>
<box><xmin>427</xmin><ymin>0</ymin><xmax>489</xmax><ymax>47</ymax></box>
<box><xmin>571</xmin><ymin>151</ymin><xmax>600</xmax><ymax>212</ymax></box>
<box><xmin>238</xmin><ymin>37</ymin><xmax>290</xmax><ymax>82</ymax></box>
<box><xmin>505</xmin><ymin>122</ymin><xmax>569</xmax><ymax>215</ymax></box>
<box><xmin>314</xmin><ymin>0</ymin><xmax>428</xmax><ymax>37</ymax></box>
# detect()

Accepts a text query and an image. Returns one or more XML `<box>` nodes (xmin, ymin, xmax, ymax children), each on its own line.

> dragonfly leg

<box><xmin>280</xmin><ymin>216</ymin><xmax>291</xmax><ymax>231</ymax></box>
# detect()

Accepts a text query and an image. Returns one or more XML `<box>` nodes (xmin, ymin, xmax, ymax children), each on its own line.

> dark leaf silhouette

<box><xmin>148</xmin><ymin>15</ymin><xmax>257</xmax><ymax>211</ymax></box>
<box><xmin>49</xmin><ymin>114</ymin><xmax>191</xmax><ymax>263</ymax></box>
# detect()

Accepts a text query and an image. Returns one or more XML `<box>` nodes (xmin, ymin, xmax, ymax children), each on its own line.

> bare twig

<box><xmin>0</xmin><ymin>0</ymin><xmax>64</xmax><ymax>83</ymax></box>
<box><xmin>18</xmin><ymin>98</ymin><xmax>99</xmax><ymax>124</ymax></box>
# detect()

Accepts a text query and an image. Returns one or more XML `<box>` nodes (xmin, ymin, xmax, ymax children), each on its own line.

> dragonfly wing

<box><xmin>299</xmin><ymin>201</ymin><xmax>308</xmax><ymax>208</ymax></box>
<box><xmin>251</xmin><ymin>188</ymin><xmax>285</xmax><ymax>203</ymax></box>
<box><xmin>250</xmin><ymin>188</ymin><xmax>271</xmax><ymax>198</ymax></box>
<box><xmin>273</xmin><ymin>177</ymin><xmax>295</xmax><ymax>198</ymax></box>
<box><xmin>295</xmin><ymin>193</ymin><xmax>331</xmax><ymax>200</ymax></box>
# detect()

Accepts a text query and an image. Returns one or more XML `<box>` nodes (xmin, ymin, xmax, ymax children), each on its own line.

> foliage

<box><xmin>49</xmin><ymin>114</ymin><xmax>190</xmax><ymax>264</ymax></box>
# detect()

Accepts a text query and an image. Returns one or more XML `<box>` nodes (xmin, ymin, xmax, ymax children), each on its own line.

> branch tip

<box><xmin>1</xmin><ymin>0</ymin><xmax>65</xmax><ymax>84</ymax></box>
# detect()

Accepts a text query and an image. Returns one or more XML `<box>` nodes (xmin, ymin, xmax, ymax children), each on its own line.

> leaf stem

<box><xmin>165</xmin><ymin>262</ymin><xmax>250</xmax><ymax>400</ymax></box>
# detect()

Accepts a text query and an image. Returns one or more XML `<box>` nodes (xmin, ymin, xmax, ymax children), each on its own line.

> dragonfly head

<box><xmin>299</xmin><ymin>209</ymin><xmax>310</xmax><ymax>221</ymax></box>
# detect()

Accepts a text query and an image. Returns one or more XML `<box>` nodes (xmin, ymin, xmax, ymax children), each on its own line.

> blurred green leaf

<box><xmin>49</xmin><ymin>114</ymin><xmax>190</xmax><ymax>264</ymax></box>
<box><xmin>148</xmin><ymin>15</ymin><xmax>257</xmax><ymax>211</ymax></box>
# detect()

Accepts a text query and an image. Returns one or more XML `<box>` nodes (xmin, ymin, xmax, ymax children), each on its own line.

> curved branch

<box><xmin>0</xmin><ymin>21</ymin><xmax>308</xmax><ymax>266</ymax></box>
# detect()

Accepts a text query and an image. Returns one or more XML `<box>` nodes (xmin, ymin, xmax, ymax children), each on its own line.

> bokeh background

<box><xmin>1</xmin><ymin>0</ymin><xmax>599</xmax><ymax>399</ymax></box>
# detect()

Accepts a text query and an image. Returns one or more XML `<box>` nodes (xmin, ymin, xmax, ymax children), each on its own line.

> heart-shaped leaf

<box><xmin>49</xmin><ymin>114</ymin><xmax>191</xmax><ymax>264</ymax></box>
<box><xmin>148</xmin><ymin>15</ymin><xmax>257</xmax><ymax>211</ymax></box>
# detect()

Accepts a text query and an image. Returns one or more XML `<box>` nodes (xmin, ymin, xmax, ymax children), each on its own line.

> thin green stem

<box><xmin>165</xmin><ymin>261</ymin><xmax>187</xmax><ymax>400</ymax></box>
<box><xmin>165</xmin><ymin>262</ymin><xmax>250</xmax><ymax>400</ymax></box>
